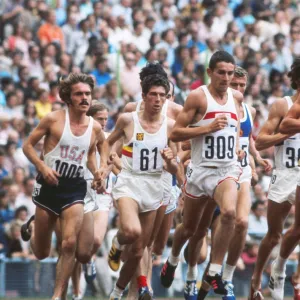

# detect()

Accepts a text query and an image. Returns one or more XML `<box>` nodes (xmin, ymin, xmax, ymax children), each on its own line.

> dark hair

<box><xmin>141</xmin><ymin>74</ymin><xmax>170</xmax><ymax>95</ymax></box>
<box><xmin>234</xmin><ymin>66</ymin><xmax>248</xmax><ymax>79</ymax></box>
<box><xmin>58</xmin><ymin>73</ymin><xmax>94</xmax><ymax>105</ymax></box>
<box><xmin>288</xmin><ymin>58</ymin><xmax>300</xmax><ymax>90</ymax></box>
<box><xmin>87</xmin><ymin>103</ymin><xmax>109</xmax><ymax>117</ymax></box>
<box><xmin>15</xmin><ymin>205</ymin><xmax>28</xmax><ymax>218</ymax></box>
<box><xmin>23</xmin><ymin>102</ymin><xmax>37</xmax><ymax>117</ymax></box>
<box><xmin>168</xmin><ymin>80</ymin><xmax>175</xmax><ymax>97</ymax></box>
<box><xmin>251</xmin><ymin>200</ymin><xmax>265</xmax><ymax>211</ymax></box>
<box><xmin>23</xmin><ymin>176</ymin><xmax>34</xmax><ymax>186</ymax></box>
<box><xmin>208</xmin><ymin>50</ymin><xmax>235</xmax><ymax>70</ymax></box>
<box><xmin>139</xmin><ymin>62</ymin><xmax>168</xmax><ymax>81</ymax></box>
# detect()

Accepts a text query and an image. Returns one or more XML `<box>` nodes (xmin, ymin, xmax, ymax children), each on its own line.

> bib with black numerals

<box><xmin>202</xmin><ymin>127</ymin><xmax>236</xmax><ymax>163</ymax></box>
<box><xmin>283</xmin><ymin>139</ymin><xmax>300</xmax><ymax>168</ymax></box>
<box><xmin>132</xmin><ymin>141</ymin><xmax>163</xmax><ymax>173</ymax></box>
<box><xmin>239</xmin><ymin>137</ymin><xmax>249</xmax><ymax>167</ymax></box>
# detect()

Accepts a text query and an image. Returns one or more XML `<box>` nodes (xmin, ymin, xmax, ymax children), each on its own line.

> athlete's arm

<box><xmin>248</xmin><ymin>107</ymin><xmax>272</xmax><ymax>171</ymax></box>
<box><xmin>170</xmin><ymin>90</ymin><xmax>228</xmax><ymax>142</ymax></box>
<box><xmin>255</xmin><ymin>98</ymin><xmax>291</xmax><ymax>151</ymax></box>
<box><xmin>279</xmin><ymin>100</ymin><xmax>300</xmax><ymax>134</ymax></box>
<box><xmin>23</xmin><ymin>113</ymin><xmax>60</xmax><ymax>185</ymax></box>
<box><xmin>100</xmin><ymin>113</ymin><xmax>131</xmax><ymax>169</ymax></box>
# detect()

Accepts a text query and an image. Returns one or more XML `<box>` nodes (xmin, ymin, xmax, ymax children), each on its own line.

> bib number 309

<box><xmin>204</xmin><ymin>135</ymin><xmax>235</xmax><ymax>160</ymax></box>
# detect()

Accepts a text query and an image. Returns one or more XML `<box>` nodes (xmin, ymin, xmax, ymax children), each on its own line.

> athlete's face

<box><xmin>93</xmin><ymin>110</ymin><xmax>108</xmax><ymax>130</ymax></box>
<box><xmin>208</xmin><ymin>62</ymin><xmax>235</xmax><ymax>93</ymax></box>
<box><xmin>230</xmin><ymin>75</ymin><xmax>247</xmax><ymax>95</ymax></box>
<box><xmin>70</xmin><ymin>82</ymin><xmax>92</xmax><ymax>113</ymax></box>
<box><xmin>143</xmin><ymin>85</ymin><xmax>167</xmax><ymax>114</ymax></box>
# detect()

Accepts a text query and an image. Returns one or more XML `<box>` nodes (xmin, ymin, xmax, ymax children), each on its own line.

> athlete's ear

<box><xmin>142</xmin><ymin>93</ymin><xmax>147</xmax><ymax>101</ymax></box>
<box><xmin>206</xmin><ymin>67</ymin><xmax>212</xmax><ymax>78</ymax></box>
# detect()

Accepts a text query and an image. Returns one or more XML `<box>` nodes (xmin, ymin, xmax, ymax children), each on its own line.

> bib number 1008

<box><xmin>204</xmin><ymin>136</ymin><xmax>235</xmax><ymax>159</ymax></box>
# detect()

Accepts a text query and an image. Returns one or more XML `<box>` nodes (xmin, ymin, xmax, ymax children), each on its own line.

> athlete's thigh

<box><xmin>214</xmin><ymin>179</ymin><xmax>238</xmax><ymax>212</ymax></box>
<box><xmin>293</xmin><ymin>186</ymin><xmax>300</xmax><ymax>227</ymax></box>
<box><xmin>34</xmin><ymin>206</ymin><xmax>57</xmax><ymax>252</ymax></box>
<box><xmin>60</xmin><ymin>203</ymin><xmax>84</xmax><ymax>240</ymax></box>
<box><xmin>236</xmin><ymin>182</ymin><xmax>251</xmax><ymax>219</ymax></box>
<box><xmin>182</xmin><ymin>195</ymin><xmax>209</xmax><ymax>230</ymax></box>
<box><xmin>117</xmin><ymin>197</ymin><xmax>140</xmax><ymax>232</ymax></box>
<box><xmin>149</xmin><ymin>205</ymin><xmax>167</xmax><ymax>246</ymax></box>
<box><xmin>266</xmin><ymin>199</ymin><xmax>292</xmax><ymax>234</ymax></box>
<box><xmin>77</xmin><ymin>211</ymin><xmax>94</xmax><ymax>256</ymax></box>
<box><xmin>93</xmin><ymin>210</ymin><xmax>109</xmax><ymax>244</ymax></box>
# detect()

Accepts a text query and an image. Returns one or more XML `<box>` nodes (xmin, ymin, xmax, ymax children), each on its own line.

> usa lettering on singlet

<box><xmin>121</xmin><ymin>111</ymin><xmax>168</xmax><ymax>175</ymax></box>
<box><xmin>44</xmin><ymin>108</ymin><xmax>93</xmax><ymax>180</ymax></box>
<box><xmin>190</xmin><ymin>85</ymin><xmax>238</xmax><ymax>167</ymax></box>
<box><xmin>274</xmin><ymin>96</ymin><xmax>300</xmax><ymax>169</ymax></box>
<box><xmin>85</xmin><ymin>131</ymin><xmax>113</xmax><ymax>193</ymax></box>
<box><xmin>239</xmin><ymin>102</ymin><xmax>253</xmax><ymax>168</ymax></box>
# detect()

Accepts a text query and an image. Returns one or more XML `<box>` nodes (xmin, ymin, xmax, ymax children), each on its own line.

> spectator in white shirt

<box><xmin>248</xmin><ymin>200</ymin><xmax>268</xmax><ymax>235</ymax></box>
<box><xmin>15</xmin><ymin>177</ymin><xmax>35</xmax><ymax>217</ymax></box>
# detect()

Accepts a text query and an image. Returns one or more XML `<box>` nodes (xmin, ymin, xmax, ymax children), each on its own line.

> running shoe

<box><xmin>269</xmin><ymin>261</ymin><xmax>285</xmax><ymax>300</ymax></box>
<box><xmin>108</xmin><ymin>237</ymin><xmax>122</xmax><ymax>271</ymax></box>
<box><xmin>160</xmin><ymin>260</ymin><xmax>177</xmax><ymax>288</ymax></box>
<box><xmin>184</xmin><ymin>280</ymin><xmax>198</xmax><ymax>300</ymax></box>
<box><xmin>21</xmin><ymin>215</ymin><xmax>35</xmax><ymax>241</ymax></box>
<box><xmin>222</xmin><ymin>281</ymin><xmax>236</xmax><ymax>300</ymax></box>
<box><xmin>138</xmin><ymin>286</ymin><xmax>153</xmax><ymax>300</ymax></box>
<box><xmin>83</xmin><ymin>259</ymin><xmax>96</xmax><ymax>284</ymax></box>
<box><xmin>205</xmin><ymin>273</ymin><xmax>227</xmax><ymax>295</ymax></box>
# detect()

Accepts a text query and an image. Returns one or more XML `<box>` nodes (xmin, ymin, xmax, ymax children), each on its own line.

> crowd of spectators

<box><xmin>1</xmin><ymin>0</ymin><xmax>300</xmax><ymax>297</ymax></box>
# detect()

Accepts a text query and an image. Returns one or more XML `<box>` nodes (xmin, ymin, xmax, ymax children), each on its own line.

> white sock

<box><xmin>187</xmin><ymin>264</ymin><xmax>198</xmax><ymax>281</ymax></box>
<box><xmin>110</xmin><ymin>285</ymin><xmax>124</xmax><ymax>299</ymax></box>
<box><xmin>113</xmin><ymin>235</ymin><xmax>125</xmax><ymax>251</ymax></box>
<box><xmin>275</xmin><ymin>256</ymin><xmax>287</xmax><ymax>274</ymax></box>
<box><xmin>208</xmin><ymin>263</ymin><xmax>222</xmax><ymax>276</ymax></box>
<box><xmin>169</xmin><ymin>253</ymin><xmax>180</xmax><ymax>266</ymax></box>
<box><xmin>222</xmin><ymin>263</ymin><xmax>236</xmax><ymax>282</ymax></box>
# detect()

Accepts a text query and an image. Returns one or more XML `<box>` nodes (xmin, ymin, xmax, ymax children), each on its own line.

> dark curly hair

<box><xmin>288</xmin><ymin>58</ymin><xmax>300</xmax><ymax>90</ymax></box>
<box><xmin>139</xmin><ymin>62</ymin><xmax>168</xmax><ymax>81</ymax></box>
<box><xmin>58</xmin><ymin>73</ymin><xmax>94</xmax><ymax>105</ymax></box>
<box><xmin>141</xmin><ymin>74</ymin><xmax>170</xmax><ymax>95</ymax></box>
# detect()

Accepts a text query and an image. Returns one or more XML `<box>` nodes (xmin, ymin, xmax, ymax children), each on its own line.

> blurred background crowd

<box><xmin>0</xmin><ymin>0</ymin><xmax>300</xmax><ymax>298</ymax></box>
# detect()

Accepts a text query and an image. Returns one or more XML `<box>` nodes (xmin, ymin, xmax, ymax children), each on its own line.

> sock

<box><xmin>208</xmin><ymin>263</ymin><xmax>222</xmax><ymax>276</ymax></box>
<box><xmin>137</xmin><ymin>275</ymin><xmax>148</xmax><ymax>289</ymax></box>
<box><xmin>169</xmin><ymin>253</ymin><xmax>180</xmax><ymax>266</ymax></box>
<box><xmin>275</xmin><ymin>256</ymin><xmax>287</xmax><ymax>274</ymax></box>
<box><xmin>187</xmin><ymin>264</ymin><xmax>198</xmax><ymax>281</ymax></box>
<box><xmin>110</xmin><ymin>284</ymin><xmax>124</xmax><ymax>299</ymax></box>
<box><xmin>222</xmin><ymin>263</ymin><xmax>236</xmax><ymax>282</ymax></box>
<box><xmin>197</xmin><ymin>287</ymin><xmax>209</xmax><ymax>300</ymax></box>
<box><xmin>113</xmin><ymin>235</ymin><xmax>125</xmax><ymax>251</ymax></box>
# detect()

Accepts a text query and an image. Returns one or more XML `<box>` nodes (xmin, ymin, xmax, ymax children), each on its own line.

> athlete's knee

<box><xmin>266</xmin><ymin>231</ymin><xmax>281</xmax><ymax>247</ymax></box>
<box><xmin>61</xmin><ymin>236</ymin><xmax>77</xmax><ymax>254</ymax></box>
<box><xmin>34</xmin><ymin>248</ymin><xmax>50</xmax><ymax>260</ymax></box>
<box><xmin>221</xmin><ymin>208</ymin><xmax>236</xmax><ymax>224</ymax></box>
<box><xmin>130</xmin><ymin>245</ymin><xmax>144</xmax><ymax>261</ymax></box>
<box><xmin>122</xmin><ymin>226</ymin><xmax>142</xmax><ymax>243</ymax></box>
<box><xmin>235</xmin><ymin>217</ymin><xmax>248</xmax><ymax>233</ymax></box>
<box><xmin>77</xmin><ymin>252</ymin><xmax>92</xmax><ymax>264</ymax></box>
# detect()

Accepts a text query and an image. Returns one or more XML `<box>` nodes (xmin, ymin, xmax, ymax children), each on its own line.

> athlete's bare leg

<box><xmin>127</xmin><ymin>205</ymin><xmax>167</xmax><ymax>300</ymax></box>
<box><xmin>171</xmin><ymin>195</ymin><xmax>209</xmax><ymax>258</ymax></box>
<box><xmin>251</xmin><ymin>200</ymin><xmax>291</xmax><ymax>291</ymax></box>
<box><xmin>92</xmin><ymin>210</ymin><xmax>109</xmax><ymax>254</ymax></box>
<box><xmin>71</xmin><ymin>261</ymin><xmax>82</xmax><ymax>297</ymax></box>
<box><xmin>111</xmin><ymin>198</ymin><xmax>157</xmax><ymax>293</ymax></box>
<box><xmin>224</xmin><ymin>182</ymin><xmax>251</xmax><ymax>281</ymax></box>
<box><xmin>53</xmin><ymin>204</ymin><xmax>84</xmax><ymax>299</ymax></box>
<box><xmin>30</xmin><ymin>206</ymin><xmax>57</xmax><ymax>260</ymax></box>
<box><xmin>210</xmin><ymin>179</ymin><xmax>238</xmax><ymax>266</ymax></box>
<box><xmin>279</xmin><ymin>186</ymin><xmax>300</xmax><ymax>259</ymax></box>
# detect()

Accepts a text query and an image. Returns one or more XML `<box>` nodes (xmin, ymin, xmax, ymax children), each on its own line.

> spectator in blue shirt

<box><xmin>90</xmin><ymin>57</ymin><xmax>112</xmax><ymax>87</ymax></box>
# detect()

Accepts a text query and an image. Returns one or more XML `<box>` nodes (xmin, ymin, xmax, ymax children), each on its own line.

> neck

<box><xmin>68</xmin><ymin>106</ymin><xmax>87</xmax><ymax>124</ymax></box>
<box><xmin>208</xmin><ymin>84</ymin><xmax>228</xmax><ymax>100</ymax></box>
<box><xmin>142</xmin><ymin>110</ymin><xmax>161</xmax><ymax>122</ymax></box>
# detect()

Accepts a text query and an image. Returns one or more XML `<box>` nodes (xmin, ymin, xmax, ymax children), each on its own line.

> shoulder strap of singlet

<box><xmin>243</xmin><ymin>102</ymin><xmax>253</xmax><ymax>127</ymax></box>
<box><xmin>161</xmin><ymin>100</ymin><xmax>168</xmax><ymax>116</ymax></box>
<box><xmin>285</xmin><ymin>96</ymin><xmax>293</xmax><ymax>109</ymax></box>
<box><xmin>136</xmin><ymin>100</ymin><xmax>142</xmax><ymax>112</ymax></box>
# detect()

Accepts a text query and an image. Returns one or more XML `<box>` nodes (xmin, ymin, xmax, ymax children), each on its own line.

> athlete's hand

<box><xmin>40</xmin><ymin>165</ymin><xmax>60</xmax><ymax>186</ymax></box>
<box><xmin>161</xmin><ymin>147</ymin><xmax>174</xmax><ymax>163</ymax></box>
<box><xmin>237</xmin><ymin>149</ymin><xmax>245</xmax><ymax>162</ymax></box>
<box><xmin>208</xmin><ymin>114</ymin><xmax>228</xmax><ymax>133</ymax></box>
<box><xmin>256</xmin><ymin>157</ymin><xmax>272</xmax><ymax>172</ymax></box>
<box><xmin>92</xmin><ymin>167</ymin><xmax>108</xmax><ymax>193</ymax></box>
